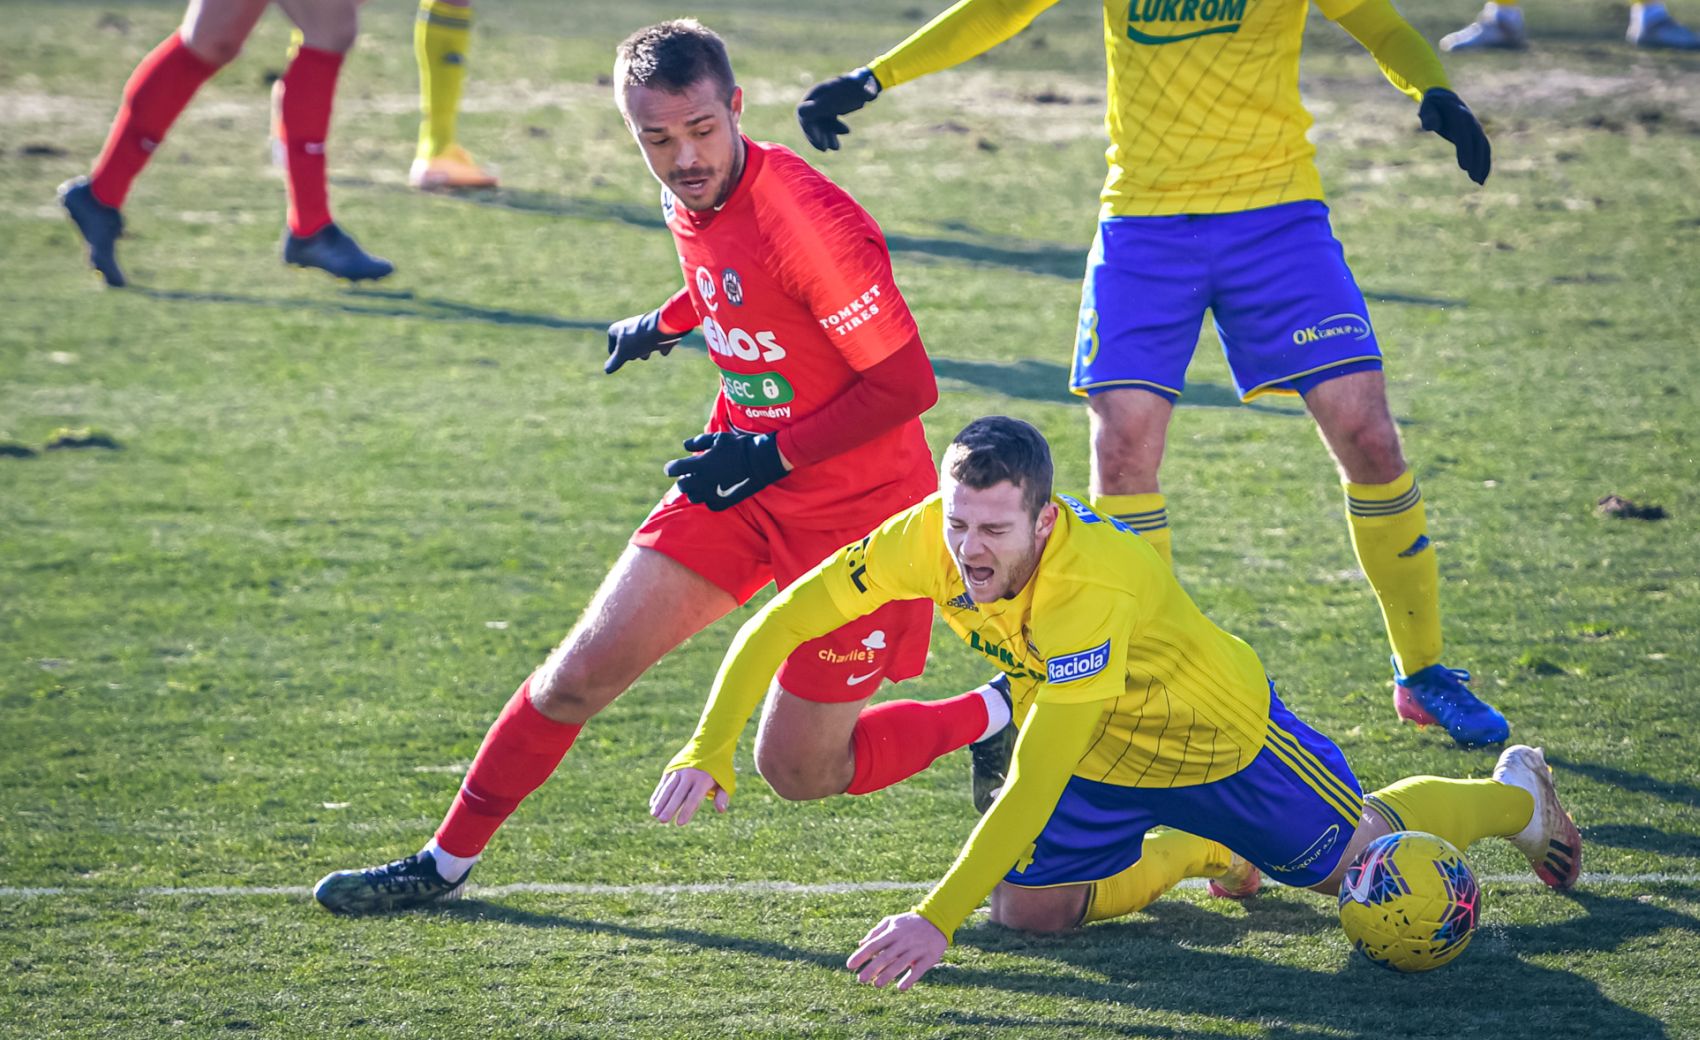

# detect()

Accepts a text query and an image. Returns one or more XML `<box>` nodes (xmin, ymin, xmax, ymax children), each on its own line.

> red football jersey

<box><xmin>664</xmin><ymin>138</ymin><xmax>935</xmax><ymax>529</ymax></box>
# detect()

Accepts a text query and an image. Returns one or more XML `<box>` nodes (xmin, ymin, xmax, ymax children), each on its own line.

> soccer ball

<box><xmin>1338</xmin><ymin>830</ymin><xmax>1480</xmax><ymax>972</ymax></box>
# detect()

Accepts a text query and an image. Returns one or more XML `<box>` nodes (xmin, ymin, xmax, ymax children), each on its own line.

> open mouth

<box><xmin>963</xmin><ymin>564</ymin><xmax>995</xmax><ymax>588</ymax></box>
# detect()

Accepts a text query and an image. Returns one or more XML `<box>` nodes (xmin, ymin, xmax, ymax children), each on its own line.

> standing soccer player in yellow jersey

<box><xmin>274</xmin><ymin>1</ymin><xmax>498</xmax><ymax>189</ymax></box>
<box><xmin>650</xmin><ymin>417</ymin><xmax>1582</xmax><ymax>990</ymax></box>
<box><xmin>408</xmin><ymin>0</ymin><xmax>499</xmax><ymax>188</ymax></box>
<box><xmin>794</xmin><ymin>0</ymin><xmax>1511</xmax><ymax>749</ymax></box>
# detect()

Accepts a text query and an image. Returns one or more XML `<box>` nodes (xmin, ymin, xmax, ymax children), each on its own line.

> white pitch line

<box><xmin>1</xmin><ymin>873</ymin><xmax>1697</xmax><ymax>901</ymax></box>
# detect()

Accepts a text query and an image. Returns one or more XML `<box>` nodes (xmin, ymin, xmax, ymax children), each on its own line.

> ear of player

<box><xmin>605</xmin><ymin>307</ymin><xmax>686</xmax><ymax>374</ymax></box>
<box><xmin>665</xmin><ymin>431</ymin><xmax>789</xmax><ymax>511</ymax></box>
<box><xmin>1419</xmin><ymin>88</ymin><xmax>1492</xmax><ymax>185</ymax></box>
<box><xmin>797</xmin><ymin>68</ymin><xmax>883</xmax><ymax>151</ymax></box>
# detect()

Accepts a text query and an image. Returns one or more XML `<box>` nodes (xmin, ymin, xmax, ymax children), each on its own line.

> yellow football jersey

<box><xmin>869</xmin><ymin>0</ymin><xmax>1372</xmax><ymax>216</ymax></box>
<box><xmin>839</xmin><ymin>492</ymin><xmax>1273</xmax><ymax>786</ymax></box>
<box><xmin>670</xmin><ymin>490</ymin><xmax>1274</xmax><ymax>793</ymax></box>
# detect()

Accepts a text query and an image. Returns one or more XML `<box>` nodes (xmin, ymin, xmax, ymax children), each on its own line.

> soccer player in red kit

<box><xmin>58</xmin><ymin>0</ymin><xmax>392</xmax><ymax>287</ymax></box>
<box><xmin>313</xmin><ymin>18</ymin><xmax>1012</xmax><ymax>914</ymax></box>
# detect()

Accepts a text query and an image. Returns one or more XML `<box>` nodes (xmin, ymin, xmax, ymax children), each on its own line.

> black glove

<box><xmin>797</xmin><ymin>67</ymin><xmax>882</xmax><ymax>152</ymax></box>
<box><xmin>1419</xmin><ymin>88</ymin><xmax>1491</xmax><ymax>186</ymax></box>
<box><xmin>664</xmin><ymin>432</ymin><xmax>788</xmax><ymax>511</ymax></box>
<box><xmin>605</xmin><ymin>308</ymin><xmax>685</xmax><ymax>375</ymax></box>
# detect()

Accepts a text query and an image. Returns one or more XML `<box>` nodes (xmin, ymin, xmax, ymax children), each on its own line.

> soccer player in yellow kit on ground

<box><xmin>793</xmin><ymin>0</ymin><xmax>1511</xmax><ymax>750</ymax></box>
<box><xmin>651</xmin><ymin>417</ymin><xmax>1582</xmax><ymax>990</ymax></box>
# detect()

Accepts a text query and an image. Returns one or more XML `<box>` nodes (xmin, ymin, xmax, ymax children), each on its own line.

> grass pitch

<box><xmin>3</xmin><ymin>0</ymin><xmax>1699</xmax><ymax>1036</ymax></box>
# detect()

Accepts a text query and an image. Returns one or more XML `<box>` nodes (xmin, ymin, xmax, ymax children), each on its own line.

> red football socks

<box><xmin>88</xmin><ymin>33</ymin><xmax>220</xmax><ymax>209</ymax></box>
<box><xmin>845</xmin><ymin>692</ymin><xmax>990</xmax><ymax>796</ymax></box>
<box><xmin>278</xmin><ymin>45</ymin><xmax>344</xmax><ymax>236</ymax></box>
<box><xmin>433</xmin><ymin>678</ymin><xmax>582</xmax><ymax>858</ymax></box>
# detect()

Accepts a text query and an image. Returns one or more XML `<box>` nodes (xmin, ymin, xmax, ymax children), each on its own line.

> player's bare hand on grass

<box><xmin>846</xmin><ymin>913</ymin><xmax>947</xmax><ymax>991</ymax></box>
<box><xmin>650</xmin><ymin>766</ymin><xmax>730</xmax><ymax>825</ymax></box>
<box><xmin>1419</xmin><ymin>88</ymin><xmax>1491</xmax><ymax>185</ymax></box>
<box><xmin>606</xmin><ymin>307</ymin><xmax>684</xmax><ymax>374</ymax></box>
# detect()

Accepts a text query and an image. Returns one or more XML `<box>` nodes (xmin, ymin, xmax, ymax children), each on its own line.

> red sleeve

<box><xmin>756</xmin><ymin>154</ymin><xmax>920</xmax><ymax>372</ymax></box>
<box><xmin>658</xmin><ymin>286</ymin><xmax>700</xmax><ymax>333</ymax></box>
<box><xmin>775</xmin><ymin>332</ymin><xmax>937</xmax><ymax>469</ymax></box>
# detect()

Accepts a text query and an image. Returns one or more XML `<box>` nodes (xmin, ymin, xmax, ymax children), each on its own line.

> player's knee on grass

<box><xmin>988</xmin><ymin>883</ymin><xmax>1089</xmax><ymax>934</ymax></box>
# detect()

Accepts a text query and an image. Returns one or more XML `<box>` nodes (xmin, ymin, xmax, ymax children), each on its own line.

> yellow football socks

<box><xmin>415</xmin><ymin>0</ymin><xmax>473</xmax><ymax>161</ymax></box>
<box><xmin>1093</xmin><ymin>492</ymin><xmax>1172</xmax><ymax>568</ymax></box>
<box><xmin>1083</xmin><ymin>829</ymin><xmax>1233</xmax><ymax>923</ymax></box>
<box><xmin>1343</xmin><ymin>470</ymin><xmax>1443</xmax><ymax>675</ymax></box>
<box><xmin>1365</xmin><ymin>777</ymin><xmax>1533</xmax><ymax>853</ymax></box>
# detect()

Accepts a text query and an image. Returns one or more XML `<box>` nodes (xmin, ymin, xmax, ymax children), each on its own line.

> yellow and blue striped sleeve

<box><xmin>866</xmin><ymin>0</ymin><xmax>1062</xmax><ymax>90</ymax></box>
<box><xmin>1326</xmin><ymin>0</ymin><xmax>1451</xmax><ymax>101</ymax></box>
<box><xmin>913</xmin><ymin>697</ymin><xmax>1104</xmax><ymax>940</ymax></box>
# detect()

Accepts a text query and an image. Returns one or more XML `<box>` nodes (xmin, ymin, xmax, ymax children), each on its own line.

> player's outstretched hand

<box><xmin>797</xmin><ymin>68</ymin><xmax>882</xmax><ymax>152</ymax></box>
<box><xmin>605</xmin><ymin>307</ymin><xmax>685</xmax><ymax>375</ymax></box>
<box><xmin>847</xmin><ymin>912</ymin><xmax>948</xmax><ymax>991</ymax></box>
<box><xmin>1419</xmin><ymin>88</ymin><xmax>1491</xmax><ymax>186</ymax></box>
<box><xmin>664</xmin><ymin>431</ymin><xmax>789</xmax><ymax>511</ymax></box>
<box><xmin>650</xmin><ymin>766</ymin><xmax>729</xmax><ymax>826</ymax></box>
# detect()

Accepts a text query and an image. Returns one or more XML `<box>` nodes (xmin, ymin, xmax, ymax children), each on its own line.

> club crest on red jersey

<box><xmin>722</xmin><ymin>268</ymin><xmax>744</xmax><ymax>307</ymax></box>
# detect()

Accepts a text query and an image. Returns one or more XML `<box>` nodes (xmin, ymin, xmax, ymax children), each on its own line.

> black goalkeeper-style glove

<box><xmin>797</xmin><ymin>67</ymin><xmax>882</xmax><ymax>152</ymax></box>
<box><xmin>1419</xmin><ymin>88</ymin><xmax>1491</xmax><ymax>186</ymax></box>
<box><xmin>664</xmin><ymin>431</ymin><xmax>789</xmax><ymax>511</ymax></box>
<box><xmin>605</xmin><ymin>308</ymin><xmax>685</xmax><ymax>375</ymax></box>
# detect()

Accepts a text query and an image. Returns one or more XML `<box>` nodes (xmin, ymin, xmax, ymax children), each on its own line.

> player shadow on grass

<box><xmin>134</xmin><ymin>287</ymin><xmax>608</xmax><ymax>333</ymax></box>
<box><xmin>1544</xmin><ymin>753</ymin><xmax>1700</xmax><ymax>812</ymax></box>
<box><xmin>334</xmin><ymin>177</ymin><xmax>1469</xmax><ymax>302</ymax></box>
<box><xmin>930</xmin><ymin>357</ymin><xmax>1305</xmax><ymax>414</ymax></box>
<box><xmin>939</xmin><ymin>892</ymin><xmax>1675</xmax><ymax>1039</ymax></box>
<box><xmin>433</xmin><ymin>890</ymin><xmax>1671</xmax><ymax>1038</ymax></box>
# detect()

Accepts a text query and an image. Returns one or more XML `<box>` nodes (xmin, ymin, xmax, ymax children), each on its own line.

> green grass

<box><xmin>3</xmin><ymin>0</ymin><xmax>1699</xmax><ymax>1036</ymax></box>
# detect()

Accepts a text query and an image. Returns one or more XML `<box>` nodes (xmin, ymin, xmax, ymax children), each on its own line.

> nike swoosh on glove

<box><xmin>664</xmin><ymin>431</ymin><xmax>789</xmax><ymax>511</ymax></box>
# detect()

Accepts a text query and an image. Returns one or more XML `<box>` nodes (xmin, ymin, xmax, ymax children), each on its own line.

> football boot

<box><xmin>1493</xmin><ymin>745</ymin><xmax>1582</xmax><ymax>890</ymax></box>
<box><xmin>283</xmin><ymin>222</ymin><xmax>395</xmax><ymax>282</ymax></box>
<box><xmin>1393</xmin><ymin>660</ymin><xmax>1510</xmax><ymax>748</ymax></box>
<box><xmin>314</xmin><ymin>852</ymin><xmax>470</xmax><ymax>915</ymax></box>
<box><xmin>58</xmin><ymin>177</ymin><xmax>127</xmax><ymax>288</ymax></box>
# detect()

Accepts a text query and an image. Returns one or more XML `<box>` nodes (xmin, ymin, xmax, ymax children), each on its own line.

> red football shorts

<box><xmin>631</xmin><ymin>488</ymin><xmax>932</xmax><ymax>703</ymax></box>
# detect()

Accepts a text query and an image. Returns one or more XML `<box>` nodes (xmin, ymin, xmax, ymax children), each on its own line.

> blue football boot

<box><xmin>1393</xmin><ymin>659</ymin><xmax>1510</xmax><ymax>748</ymax></box>
<box><xmin>58</xmin><ymin>176</ymin><xmax>127</xmax><ymax>287</ymax></box>
<box><xmin>283</xmin><ymin>222</ymin><xmax>394</xmax><ymax>282</ymax></box>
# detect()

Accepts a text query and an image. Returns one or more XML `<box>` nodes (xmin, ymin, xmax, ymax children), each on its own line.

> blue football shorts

<box><xmin>1069</xmin><ymin>200</ymin><xmax>1383</xmax><ymax>402</ymax></box>
<box><xmin>1003</xmin><ymin>684</ymin><xmax>1365</xmax><ymax>890</ymax></box>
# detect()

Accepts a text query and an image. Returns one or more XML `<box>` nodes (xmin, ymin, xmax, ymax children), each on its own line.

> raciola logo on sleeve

<box><xmin>1047</xmin><ymin>639</ymin><xmax>1112</xmax><ymax>684</ymax></box>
